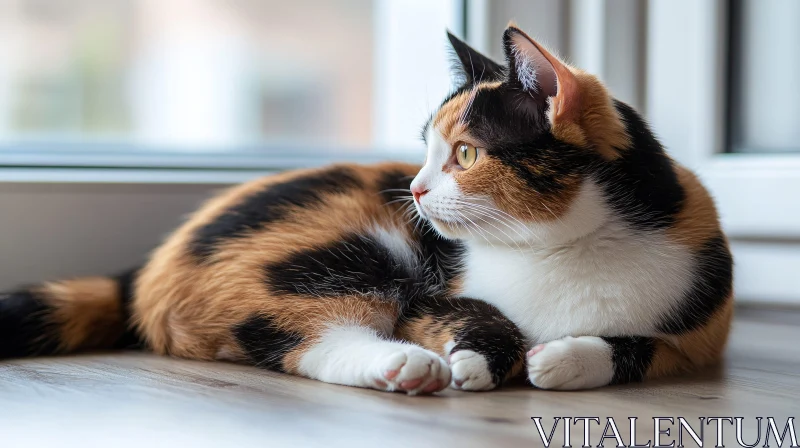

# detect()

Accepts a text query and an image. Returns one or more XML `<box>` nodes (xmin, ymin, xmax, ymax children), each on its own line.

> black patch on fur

<box><xmin>415</xmin><ymin>222</ymin><xmax>464</xmax><ymax>288</ymax></box>
<box><xmin>462</xmin><ymin>84</ymin><xmax>596</xmax><ymax>197</ymax></box>
<box><xmin>493</xmin><ymin>134</ymin><xmax>596</xmax><ymax>196</ymax></box>
<box><xmin>112</xmin><ymin>269</ymin><xmax>145</xmax><ymax>350</ymax></box>
<box><xmin>592</xmin><ymin>101</ymin><xmax>686</xmax><ymax>230</ymax></box>
<box><xmin>265</xmin><ymin>234</ymin><xmax>430</xmax><ymax>306</ymax></box>
<box><xmin>233</xmin><ymin>315</ymin><xmax>304</xmax><ymax>372</ymax></box>
<box><xmin>404</xmin><ymin>297</ymin><xmax>526</xmax><ymax>386</ymax></box>
<box><xmin>469</xmin><ymin>75</ymin><xmax>552</xmax><ymax>140</ymax></box>
<box><xmin>116</xmin><ymin>268</ymin><xmax>137</xmax><ymax>322</ymax></box>
<box><xmin>601</xmin><ymin>336</ymin><xmax>656</xmax><ymax>384</ymax></box>
<box><xmin>658</xmin><ymin>234</ymin><xmax>734</xmax><ymax>334</ymax></box>
<box><xmin>190</xmin><ymin>166</ymin><xmax>363</xmax><ymax>260</ymax></box>
<box><xmin>0</xmin><ymin>290</ymin><xmax>59</xmax><ymax>358</ymax></box>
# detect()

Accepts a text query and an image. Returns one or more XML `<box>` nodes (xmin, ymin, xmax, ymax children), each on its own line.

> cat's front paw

<box><xmin>449</xmin><ymin>349</ymin><xmax>496</xmax><ymax>391</ymax></box>
<box><xmin>372</xmin><ymin>346</ymin><xmax>451</xmax><ymax>395</ymax></box>
<box><xmin>527</xmin><ymin>336</ymin><xmax>614</xmax><ymax>390</ymax></box>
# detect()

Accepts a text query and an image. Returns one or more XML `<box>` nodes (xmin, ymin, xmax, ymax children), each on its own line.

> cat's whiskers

<box><xmin>457</xmin><ymin>213</ymin><xmax>498</xmax><ymax>250</ymax></box>
<box><xmin>459</xmin><ymin>198</ymin><xmax>530</xmax><ymax>230</ymax></box>
<box><xmin>380</xmin><ymin>193</ymin><xmax>418</xmax><ymax>222</ymax></box>
<box><xmin>454</xmin><ymin>198</ymin><xmax>536</xmax><ymax>246</ymax></box>
<box><xmin>400</xmin><ymin>202</ymin><xmax>417</xmax><ymax>222</ymax></box>
<box><xmin>472</xmin><ymin>204</ymin><xmax>545</xmax><ymax>246</ymax></box>
<box><xmin>383</xmin><ymin>196</ymin><xmax>414</xmax><ymax>206</ymax></box>
<box><xmin>378</xmin><ymin>188</ymin><xmax>413</xmax><ymax>195</ymax></box>
<box><xmin>463</xmin><ymin>209</ymin><xmax>526</xmax><ymax>253</ymax></box>
<box><xmin>450</xmin><ymin>200</ymin><xmax>527</xmax><ymax>252</ymax></box>
<box><xmin>406</xmin><ymin>202</ymin><xmax>426</xmax><ymax>235</ymax></box>
<box><xmin>454</xmin><ymin>210</ymin><xmax>494</xmax><ymax>247</ymax></box>
<box><xmin>389</xmin><ymin>188</ymin><xmax>533</xmax><ymax>251</ymax></box>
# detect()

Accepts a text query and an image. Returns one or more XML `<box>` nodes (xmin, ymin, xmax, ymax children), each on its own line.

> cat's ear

<box><xmin>447</xmin><ymin>31</ymin><xmax>505</xmax><ymax>85</ymax></box>
<box><xmin>503</xmin><ymin>25</ymin><xmax>579</xmax><ymax>123</ymax></box>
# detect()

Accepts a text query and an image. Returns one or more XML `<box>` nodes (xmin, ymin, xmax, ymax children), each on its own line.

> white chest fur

<box><xmin>460</xmin><ymin>221</ymin><xmax>696</xmax><ymax>344</ymax></box>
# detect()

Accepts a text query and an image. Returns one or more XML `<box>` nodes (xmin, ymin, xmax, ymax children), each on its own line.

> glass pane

<box><xmin>0</xmin><ymin>0</ymin><xmax>454</xmax><ymax>152</ymax></box>
<box><xmin>730</xmin><ymin>0</ymin><xmax>800</xmax><ymax>153</ymax></box>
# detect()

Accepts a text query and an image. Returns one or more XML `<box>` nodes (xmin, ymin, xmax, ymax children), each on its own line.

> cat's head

<box><xmin>411</xmin><ymin>26</ymin><xmax>631</xmax><ymax>246</ymax></box>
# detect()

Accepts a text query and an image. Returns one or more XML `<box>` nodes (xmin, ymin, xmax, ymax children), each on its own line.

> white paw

<box><xmin>527</xmin><ymin>336</ymin><xmax>614</xmax><ymax>390</ymax></box>
<box><xmin>449</xmin><ymin>350</ymin><xmax>496</xmax><ymax>391</ymax></box>
<box><xmin>371</xmin><ymin>346</ymin><xmax>451</xmax><ymax>395</ymax></box>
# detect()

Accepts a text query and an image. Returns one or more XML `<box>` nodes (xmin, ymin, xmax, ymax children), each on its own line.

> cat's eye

<box><xmin>456</xmin><ymin>143</ymin><xmax>478</xmax><ymax>169</ymax></box>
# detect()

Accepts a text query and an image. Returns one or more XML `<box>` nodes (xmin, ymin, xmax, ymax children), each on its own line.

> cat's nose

<box><xmin>411</xmin><ymin>185</ymin><xmax>429</xmax><ymax>203</ymax></box>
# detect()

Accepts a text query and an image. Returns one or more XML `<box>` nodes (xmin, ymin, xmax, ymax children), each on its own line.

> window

<box><xmin>728</xmin><ymin>0</ymin><xmax>800</xmax><ymax>154</ymax></box>
<box><xmin>647</xmin><ymin>0</ymin><xmax>800</xmax><ymax>303</ymax></box>
<box><xmin>0</xmin><ymin>0</ymin><xmax>463</xmax><ymax>167</ymax></box>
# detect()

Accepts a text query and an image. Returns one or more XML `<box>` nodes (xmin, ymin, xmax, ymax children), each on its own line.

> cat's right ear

<box><xmin>503</xmin><ymin>26</ymin><xmax>580</xmax><ymax>124</ymax></box>
<box><xmin>447</xmin><ymin>31</ymin><xmax>505</xmax><ymax>85</ymax></box>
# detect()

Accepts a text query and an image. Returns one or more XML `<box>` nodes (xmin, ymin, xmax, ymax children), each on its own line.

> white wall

<box><xmin>0</xmin><ymin>182</ymin><xmax>218</xmax><ymax>289</ymax></box>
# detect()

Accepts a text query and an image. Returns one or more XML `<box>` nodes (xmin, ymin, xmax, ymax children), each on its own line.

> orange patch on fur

<box><xmin>667</xmin><ymin>165</ymin><xmax>724</xmax><ymax>249</ymax></box>
<box><xmin>394</xmin><ymin>315</ymin><xmax>457</xmax><ymax>358</ymax></box>
<box><xmin>647</xmin><ymin>296</ymin><xmax>734</xmax><ymax>379</ymax></box>
<box><xmin>132</xmin><ymin>163</ymin><xmax>422</xmax><ymax>363</ymax></box>
<box><xmin>39</xmin><ymin>277</ymin><xmax>125</xmax><ymax>352</ymax></box>
<box><xmin>456</xmin><ymin>156</ymin><xmax>580</xmax><ymax>222</ymax></box>
<box><xmin>548</xmin><ymin>69</ymin><xmax>630</xmax><ymax>160</ymax></box>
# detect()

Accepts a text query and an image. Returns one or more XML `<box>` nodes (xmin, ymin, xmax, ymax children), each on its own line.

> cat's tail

<box><xmin>0</xmin><ymin>269</ymin><xmax>142</xmax><ymax>359</ymax></box>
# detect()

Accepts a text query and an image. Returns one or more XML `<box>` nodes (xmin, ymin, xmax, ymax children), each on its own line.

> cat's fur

<box><xmin>0</xmin><ymin>27</ymin><xmax>733</xmax><ymax>393</ymax></box>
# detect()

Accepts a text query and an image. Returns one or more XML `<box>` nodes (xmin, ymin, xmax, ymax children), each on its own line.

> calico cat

<box><xmin>0</xmin><ymin>26</ymin><xmax>733</xmax><ymax>393</ymax></box>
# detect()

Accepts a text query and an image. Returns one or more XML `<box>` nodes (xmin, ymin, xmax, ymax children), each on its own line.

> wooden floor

<box><xmin>1</xmin><ymin>307</ymin><xmax>798</xmax><ymax>448</ymax></box>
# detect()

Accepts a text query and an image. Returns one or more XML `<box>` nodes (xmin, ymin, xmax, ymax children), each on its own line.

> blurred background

<box><xmin>0</xmin><ymin>0</ymin><xmax>798</xmax><ymax>306</ymax></box>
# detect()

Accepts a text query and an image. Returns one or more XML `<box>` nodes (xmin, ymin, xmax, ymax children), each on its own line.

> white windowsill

<box><xmin>0</xmin><ymin>168</ymin><xmax>270</xmax><ymax>185</ymax></box>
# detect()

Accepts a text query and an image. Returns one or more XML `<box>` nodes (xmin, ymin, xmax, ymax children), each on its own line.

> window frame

<box><xmin>647</xmin><ymin>0</ymin><xmax>800</xmax><ymax>304</ymax></box>
<box><xmin>647</xmin><ymin>0</ymin><xmax>800</xmax><ymax>239</ymax></box>
<box><xmin>0</xmin><ymin>141</ymin><xmax>421</xmax><ymax>171</ymax></box>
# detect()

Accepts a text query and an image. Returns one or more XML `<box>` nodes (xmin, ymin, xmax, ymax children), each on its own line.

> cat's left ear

<box><xmin>447</xmin><ymin>31</ymin><xmax>505</xmax><ymax>85</ymax></box>
<box><xmin>503</xmin><ymin>26</ymin><xmax>580</xmax><ymax>124</ymax></box>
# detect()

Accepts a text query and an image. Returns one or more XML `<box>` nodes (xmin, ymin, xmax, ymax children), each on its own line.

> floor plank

<box><xmin>1</xmin><ymin>308</ymin><xmax>798</xmax><ymax>447</ymax></box>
